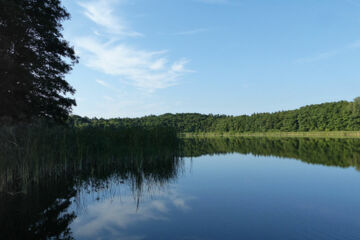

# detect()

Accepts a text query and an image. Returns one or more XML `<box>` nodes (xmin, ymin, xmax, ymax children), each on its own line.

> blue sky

<box><xmin>62</xmin><ymin>0</ymin><xmax>360</xmax><ymax>118</ymax></box>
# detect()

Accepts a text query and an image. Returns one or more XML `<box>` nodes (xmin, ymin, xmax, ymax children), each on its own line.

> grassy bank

<box><xmin>181</xmin><ymin>131</ymin><xmax>360</xmax><ymax>138</ymax></box>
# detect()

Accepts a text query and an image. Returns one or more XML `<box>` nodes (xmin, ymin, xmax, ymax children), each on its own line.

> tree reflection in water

<box><xmin>2</xmin><ymin>136</ymin><xmax>360</xmax><ymax>239</ymax></box>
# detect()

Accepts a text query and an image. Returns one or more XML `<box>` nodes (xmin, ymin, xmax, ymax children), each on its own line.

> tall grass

<box><xmin>0</xmin><ymin>123</ymin><xmax>180</xmax><ymax>194</ymax></box>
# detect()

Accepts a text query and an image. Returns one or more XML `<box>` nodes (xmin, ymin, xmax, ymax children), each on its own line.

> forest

<box><xmin>71</xmin><ymin>97</ymin><xmax>360</xmax><ymax>133</ymax></box>
<box><xmin>2</xmin><ymin>1</ymin><xmax>359</xmax><ymax>135</ymax></box>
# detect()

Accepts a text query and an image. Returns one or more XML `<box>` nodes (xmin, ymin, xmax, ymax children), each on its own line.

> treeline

<box><xmin>71</xmin><ymin>98</ymin><xmax>360</xmax><ymax>133</ymax></box>
<box><xmin>182</xmin><ymin>137</ymin><xmax>360</xmax><ymax>169</ymax></box>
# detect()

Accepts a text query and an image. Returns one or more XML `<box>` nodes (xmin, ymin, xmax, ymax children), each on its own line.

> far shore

<box><xmin>181</xmin><ymin>131</ymin><xmax>360</xmax><ymax>139</ymax></box>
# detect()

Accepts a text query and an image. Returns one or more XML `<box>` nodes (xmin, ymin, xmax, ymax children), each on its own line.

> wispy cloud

<box><xmin>343</xmin><ymin>0</ymin><xmax>360</xmax><ymax>7</ymax></box>
<box><xmin>175</xmin><ymin>28</ymin><xmax>208</xmax><ymax>36</ymax></box>
<box><xmin>76</xmin><ymin>37</ymin><xmax>190</xmax><ymax>91</ymax></box>
<box><xmin>103</xmin><ymin>95</ymin><xmax>115</xmax><ymax>101</ymax></box>
<box><xmin>295</xmin><ymin>50</ymin><xmax>340</xmax><ymax>64</ymax></box>
<box><xmin>72</xmin><ymin>186</ymin><xmax>193</xmax><ymax>239</ymax></box>
<box><xmin>194</xmin><ymin>0</ymin><xmax>240</xmax><ymax>6</ymax></box>
<box><xmin>95</xmin><ymin>79</ymin><xmax>128</xmax><ymax>96</ymax></box>
<box><xmin>76</xmin><ymin>0</ymin><xmax>191</xmax><ymax>92</ymax></box>
<box><xmin>295</xmin><ymin>40</ymin><xmax>360</xmax><ymax>63</ymax></box>
<box><xmin>78</xmin><ymin>0</ymin><xmax>142</xmax><ymax>37</ymax></box>
<box><xmin>195</xmin><ymin>0</ymin><xmax>229</xmax><ymax>4</ymax></box>
<box><xmin>96</xmin><ymin>79</ymin><xmax>111</xmax><ymax>88</ymax></box>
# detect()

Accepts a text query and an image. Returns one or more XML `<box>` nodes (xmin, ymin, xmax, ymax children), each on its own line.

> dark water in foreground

<box><xmin>2</xmin><ymin>137</ymin><xmax>360</xmax><ymax>239</ymax></box>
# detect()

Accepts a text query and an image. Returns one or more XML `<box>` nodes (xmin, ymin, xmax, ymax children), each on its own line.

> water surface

<box><xmin>2</xmin><ymin>137</ymin><xmax>360</xmax><ymax>239</ymax></box>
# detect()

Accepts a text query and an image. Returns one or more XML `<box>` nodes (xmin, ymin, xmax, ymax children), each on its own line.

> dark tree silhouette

<box><xmin>0</xmin><ymin>0</ymin><xmax>78</xmax><ymax>123</ymax></box>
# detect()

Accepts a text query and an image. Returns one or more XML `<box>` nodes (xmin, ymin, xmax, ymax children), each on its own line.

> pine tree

<box><xmin>0</xmin><ymin>0</ymin><xmax>78</xmax><ymax>123</ymax></box>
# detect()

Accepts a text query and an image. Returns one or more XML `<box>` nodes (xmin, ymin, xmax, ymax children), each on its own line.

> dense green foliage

<box><xmin>71</xmin><ymin>98</ymin><xmax>360</xmax><ymax>133</ymax></box>
<box><xmin>183</xmin><ymin>137</ymin><xmax>360</xmax><ymax>169</ymax></box>
<box><xmin>0</xmin><ymin>0</ymin><xmax>77</xmax><ymax>123</ymax></box>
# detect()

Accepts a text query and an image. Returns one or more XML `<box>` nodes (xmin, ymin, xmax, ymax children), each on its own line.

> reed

<box><xmin>0</xmin><ymin>123</ymin><xmax>180</xmax><ymax>194</ymax></box>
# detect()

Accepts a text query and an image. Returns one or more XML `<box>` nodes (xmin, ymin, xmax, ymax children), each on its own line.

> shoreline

<box><xmin>180</xmin><ymin>131</ymin><xmax>360</xmax><ymax>138</ymax></box>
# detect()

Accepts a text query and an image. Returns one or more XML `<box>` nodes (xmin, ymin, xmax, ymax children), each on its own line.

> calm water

<box><xmin>2</xmin><ymin>137</ymin><xmax>360</xmax><ymax>239</ymax></box>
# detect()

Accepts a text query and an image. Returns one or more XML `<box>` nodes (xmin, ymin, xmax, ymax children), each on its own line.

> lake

<box><xmin>2</xmin><ymin>137</ymin><xmax>360</xmax><ymax>239</ymax></box>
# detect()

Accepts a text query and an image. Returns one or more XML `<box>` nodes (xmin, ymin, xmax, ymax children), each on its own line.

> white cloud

<box><xmin>172</xmin><ymin>58</ymin><xmax>189</xmax><ymax>72</ymax></box>
<box><xmin>149</xmin><ymin>58</ymin><xmax>167</xmax><ymax>70</ymax></box>
<box><xmin>96</xmin><ymin>79</ymin><xmax>111</xmax><ymax>88</ymax></box>
<box><xmin>196</xmin><ymin>0</ymin><xmax>229</xmax><ymax>4</ymax></box>
<box><xmin>175</xmin><ymin>28</ymin><xmax>208</xmax><ymax>35</ymax></box>
<box><xmin>72</xmin><ymin>198</ymin><xmax>154</xmax><ymax>239</ymax></box>
<box><xmin>194</xmin><ymin>0</ymin><xmax>240</xmax><ymax>6</ymax></box>
<box><xmin>76</xmin><ymin>0</ymin><xmax>191</xmax><ymax>92</ymax></box>
<box><xmin>78</xmin><ymin>0</ymin><xmax>142</xmax><ymax>37</ymax></box>
<box><xmin>151</xmin><ymin>200</ymin><xmax>169</xmax><ymax>213</ymax></box>
<box><xmin>104</xmin><ymin>95</ymin><xmax>115</xmax><ymax>101</ymax></box>
<box><xmin>75</xmin><ymin>37</ymin><xmax>189</xmax><ymax>92</ymax></box>
<box><xmin>72</xmin><ymin>185</ymin><xmax>193</xmax><ymax>239</ymax></box>
<box><xmin>295</xmin><ymin>49</ymin><xmax>340</xmax><ymax>64</ymax></box>
<box><xmin>295</xmin><ymin>40</ymin><xmax>360</xmax><ymax>63</ymax></box>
